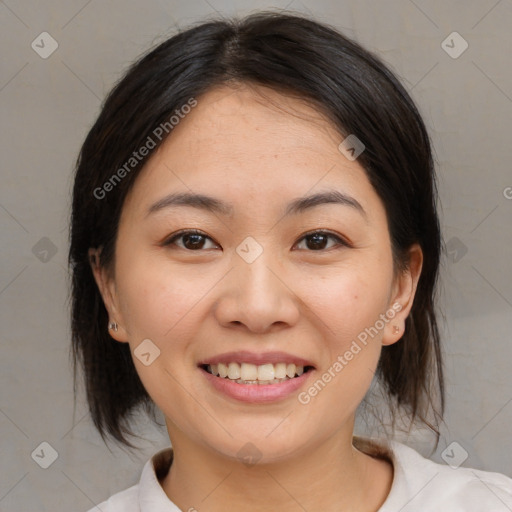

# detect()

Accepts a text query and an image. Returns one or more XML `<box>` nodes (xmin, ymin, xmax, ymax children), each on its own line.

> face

<box><xmin>91</xmin><ymin>83</ymin><xmax>421</xmax><ymax>464</ymax></box>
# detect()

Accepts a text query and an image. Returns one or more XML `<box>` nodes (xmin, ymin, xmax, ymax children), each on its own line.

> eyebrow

<box><xmin>146</xmin><ymin>190</ymin><xmax>367</xmax><ymax>220</ymax></box>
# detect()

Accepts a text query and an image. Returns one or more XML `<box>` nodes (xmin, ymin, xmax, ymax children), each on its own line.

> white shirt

<box><xmin>87</xmin><ymin>438</ymin><xmax>512</xmax><ymax>511</ymax></box>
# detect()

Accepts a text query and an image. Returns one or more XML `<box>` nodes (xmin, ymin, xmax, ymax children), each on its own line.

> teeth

<box><xmin>257</xmin><ymin>363</ymin><xmax>274</xmax><ymax>381</ymax></box>
<box><xmin>241</xmin><ymin>363</ymin><xmax>258</xmax><ymax>381</ymax></box>
<box><xmin>235</xmin><ymin>378</ymin><xmax>291</xmax><ymax>385</ymax></box>
<box><xmin>274</xmin><ymin>363</ymin><xmax>287</xmax><ymax>379</ymax></box>
<box><xmin>206</xmin><ymin>362</ymin><xmax>309</xmax><ymax>382</ymax></box>
<box><xmin>227</xmin><ymin>362</ymin><xmax>240</xmax><ymax>380</ymax></box>
<box><xmin>218</xmin><ymin>363</ymin><xmax>228</xmax><ymax>378</ymax></box>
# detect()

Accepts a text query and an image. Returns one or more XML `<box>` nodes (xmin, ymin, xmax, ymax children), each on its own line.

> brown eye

<box><xmin>295</xmin><ymin>231</ymin><xmax>349</xmax><ymax>251</ymax></box>
<box><xmin>164</xmin><ymin>230</ymin><xmax>219</xmax><ymax>251</ymax></box>
<box><xmin>163</xmin><ymin>229</ymin><xmax>349</xmax><ymax>252</ymax></box>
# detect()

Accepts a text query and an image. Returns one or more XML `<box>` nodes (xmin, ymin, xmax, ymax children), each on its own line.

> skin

<box><xmin>90</xmin><ymin>83</ymin><xmax>423</xmax><ymax>512</ymax></box>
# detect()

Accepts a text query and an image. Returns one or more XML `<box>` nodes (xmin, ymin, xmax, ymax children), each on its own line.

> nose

<box><xmin>213</xmin><ymin>249</ymin><xmax>301</xmax><ymax>334</ymax></box>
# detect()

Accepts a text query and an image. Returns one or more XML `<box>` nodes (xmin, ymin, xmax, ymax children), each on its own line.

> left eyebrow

<box><xmin>145</xmin><ymin>190</ymin><xmax>367</xmax><ymax>221</ymax></box>
<box><xmin>284</xmin><ymin>190</ymin><xmax>367</xmax><ymax>220</ymax></box>
<box><xmin>146</xmin><ymin>192</ymin><xmax>234</xmax><ymax>218</ymax></box>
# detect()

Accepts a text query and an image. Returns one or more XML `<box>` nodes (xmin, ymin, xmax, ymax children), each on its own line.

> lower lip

<box><xmin>200</xmin><ymin>367</ymin><xmax>314</xmax><ymax>403</ymax></box>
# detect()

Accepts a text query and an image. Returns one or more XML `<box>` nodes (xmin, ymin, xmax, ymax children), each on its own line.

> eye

<box><xmin>294</xmin><ymin>230</ymin><xmax>350</xmax><ymax>251</ymax></box>
<box><xmin>162</xmin><ymin>229</ymin><xmax>350</xmax><ymax>252</ymax></box>
<box><xmin>163</xmin><ymin>229</ymin><xmax>219</xmax><ymax>251</ymax></box>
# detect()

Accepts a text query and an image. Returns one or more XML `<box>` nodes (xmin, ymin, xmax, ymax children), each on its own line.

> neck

<box><xmin>161</xmin><ymin>429</ymin><xmax>393</xmax><ymax>512</ymax></box>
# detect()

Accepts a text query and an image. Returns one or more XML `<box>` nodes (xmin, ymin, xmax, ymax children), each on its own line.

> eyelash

<box><xmin>162</xmin><ymin>229</ymin><xmax>351</xmax><ymax>252</ymax></box>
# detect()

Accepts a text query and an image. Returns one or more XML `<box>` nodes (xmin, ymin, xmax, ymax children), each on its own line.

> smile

<box><xmin>201</xmin><ymin>362</ymin><xmax>314</xmax><ymax>385</ymax></box>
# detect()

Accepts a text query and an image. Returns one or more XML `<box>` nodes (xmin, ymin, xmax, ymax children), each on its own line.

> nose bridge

<box><xmin>214</xmin><ymin>236</ymin><xmax>299</xmax><ymax>332</ymax></box>
<box><xmin>235</xmin><ymin>238</ymin><xmax>282</xmax><ymax>299</ymax></box>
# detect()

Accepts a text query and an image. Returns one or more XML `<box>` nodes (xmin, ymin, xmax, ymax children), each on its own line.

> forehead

<box><xmin>166</xmin><ymin>83</ymin><xmax>345</xmax><ymax>159</ymax></box>
<box><xmin>122</xmin><ymin>83</ymin><xmax>379</xmax><ymax>220</ymax></box>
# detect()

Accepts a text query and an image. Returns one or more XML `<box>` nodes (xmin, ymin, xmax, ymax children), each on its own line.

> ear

<box><xmin>88</xmin><ymin>247</ymin><xmax>129</xmax><ymax>343</ymax></box>
<box><xmin>381</xmin><ymin>243</ymin><xmax>423</xmax><ymax>346</ymax></box>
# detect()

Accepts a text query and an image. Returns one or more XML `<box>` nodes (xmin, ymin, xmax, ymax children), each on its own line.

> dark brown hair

<box><xmin>68</xmin><ymin>11</ymin><xmax>445</xmax><ymax>451</ymax></box>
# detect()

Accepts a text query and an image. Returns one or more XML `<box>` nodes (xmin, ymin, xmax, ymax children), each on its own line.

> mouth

<box><xmin>199</xmin><ymin>362</ymin><xmax>315</xmax><ymax>385</ymax></box>
<box><xmin>197</xmin><ymin>352</ymin><xmax>316</xmax><ymax>403</ymax></box>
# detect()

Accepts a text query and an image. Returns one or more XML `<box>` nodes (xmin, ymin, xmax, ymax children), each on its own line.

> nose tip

<box><xmin>214</xmin><ymin>256</ymin><xmax>300</xmax><ymax>333</ymax></box>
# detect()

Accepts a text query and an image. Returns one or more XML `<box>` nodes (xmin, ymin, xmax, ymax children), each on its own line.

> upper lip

<box><xmin>198</xmin><ymin>350</ymin><xmax>315</xmax><ymax>368</ymax></box>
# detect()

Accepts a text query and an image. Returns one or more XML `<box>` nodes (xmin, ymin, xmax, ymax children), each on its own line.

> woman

<box><xmin>69</xmin><ymin>11</ymin><xmax>512</xmax><ymax>511</ymax></box>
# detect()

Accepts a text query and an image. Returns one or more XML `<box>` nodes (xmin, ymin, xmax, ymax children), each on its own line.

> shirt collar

<box><xmin>139</xmin><ymin>447</ymin><xmax>181</xmax><ymax>512</ymax></box>
<box><xmin>138</xmin><ymin>438</ymin><xmax>409</xmax><ymax>511</ymax></box>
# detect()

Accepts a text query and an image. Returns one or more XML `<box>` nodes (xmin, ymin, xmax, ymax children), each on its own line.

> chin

<box><xmin>199</xmin><ymin>420</ymin><xmax>310</xmax><ymax>464</ymax></box>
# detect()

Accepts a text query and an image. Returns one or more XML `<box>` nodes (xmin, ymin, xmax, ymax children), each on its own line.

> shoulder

<box><xmin>86</xmin><ymin>483</ymin><xmax>139</xmax><ymax>512</ymax></box>
<box><xmin>85</xmin><ymin>447</ymin><xmax>175</xmax><ymax>512</ymax></box>
<box><xmin>372</xmin><ymin>438</ymin><xmax>512</xmax><ymax>511</ymax></box>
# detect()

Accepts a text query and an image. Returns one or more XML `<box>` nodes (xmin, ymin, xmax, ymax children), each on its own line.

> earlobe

<box><xmin>87</xmin><ymin>247</ymin><xmax>128</xmax><ymax>343</ymax></box>
<box><xmin>382</xmin><ymin>244</ymin><xmax>423</xmax><ymax>346</ymax></box>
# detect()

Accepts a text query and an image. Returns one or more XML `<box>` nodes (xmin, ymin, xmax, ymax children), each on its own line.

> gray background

<box><xmin>1</xmin><ymin>0</ymin><xmax>511</xmax><ymax>510</ymax></box>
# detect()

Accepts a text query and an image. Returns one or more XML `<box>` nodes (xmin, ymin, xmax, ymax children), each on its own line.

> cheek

<box><xmin>116</xmin><ymin>252</ymin><xmax>204</xmax><ymax>341</ymax></box>
<box><xmin>293</xmin><ymin>254</ymin><xmax>393</xmax><ymax>418</ymax></box>
<box><xmin>296</xmin><ymin>261</ymin><xmax>392</xmax><ymax>348</ymax></box>
<box><xmin>114</xmin><ymin>260</ymin><xmax>206</xmax><ymax>417</ymax></box>
<box><xmin>114</xmin><ymin>255</ymin><xmax>220</xmax><ymax>391</ymax></box>
<box><xmin>294</xmin><ymin>271</ymin><xmax>388</xmax><ymax>428</ymax></box>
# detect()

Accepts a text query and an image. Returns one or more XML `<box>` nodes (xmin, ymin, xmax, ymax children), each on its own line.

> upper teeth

<box><xmin>208</xmin><ymin>362</ymin><xmax>305</xmax><ymax>381</ymax></box>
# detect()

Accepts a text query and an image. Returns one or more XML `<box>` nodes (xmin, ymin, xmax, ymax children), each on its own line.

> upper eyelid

<box><xmin>165</xmin><ymin>229</ymin><xmax>219</xmax><ymax>245</ymax></box>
